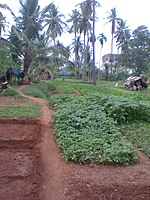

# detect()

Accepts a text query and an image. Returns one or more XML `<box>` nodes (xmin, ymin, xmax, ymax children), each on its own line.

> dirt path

<box><xmin>16</xmin><ymin>86</ymin><xmax>68</xmax><ymax>200</ymax></box>
<box><xmin>0</xmin><ymin>86</ymin><xmax>149</xmax><ymax>200</ymax></box>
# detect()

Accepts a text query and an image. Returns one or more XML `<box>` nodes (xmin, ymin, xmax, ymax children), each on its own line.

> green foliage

<box><xmin>0</xmin><ymin>48</ymin><xmax>15</xmax><ymax>74</ymax></box>
<box><xmin>47</xmin><ymin>81</ymin><xmax>77</xmax><ymax>94</ymax></box>
<box><xmin>2</xmin><ymin>80</ymin><xmax>147</xmax><ymax>165</ymax></box>
<box><xmin>47</xmin><ymin>80</ymin><xmax>150</xmax><ymax>101</ymax></box>
<box><xmin>119</xmin><ymin>25</ymin><xmax>150</xmax><ymax>75</ymax></box>
<box><xmin>120</xmin><ymin>122</ymin><xmax>150</xmax><ymax>157</ymax></box>
<box><xmin>22</xmin><ymin>82</ymin><xmax>50</xmax><ymax>99</ymax></box>
<box><xmin>0</xmin><ymin>104</ymin><xmax>41</xmax><ymax>118</ymax></box>
<box><xmin>21</xmin><ymin>81</ymin><xmax>149</xmax><ymax>164</ymax></box>
<box><xmin>50</xmin><ymin>94</ymin><xmax>141</xmax><ymax>164</ymax></box>
<box><xmin>0</xmin><ymin>87</ymin><xmax>20</xmax><ymax>97</ymax></box>
<box><xmin>97</xmin><ymin>95</ymin><xmax>150</xmax><ymax>124</ymax></box>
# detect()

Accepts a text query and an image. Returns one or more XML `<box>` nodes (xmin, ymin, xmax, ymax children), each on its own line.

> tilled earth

<box><xmin>0</xmin><ymin>91</ymin><xmax>150</xmax><ymax>200</ymax></box>
<box><xmin>0</xmin><ymin>119</ymin><xmax>42</xmax><ymax>200</ymax></box>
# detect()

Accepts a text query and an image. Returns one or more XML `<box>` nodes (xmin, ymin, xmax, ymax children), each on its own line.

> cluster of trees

<box><xmin>105</xmin><ymin>20</ymin><xmax>150</xmax><ymax>80</ymax></box>
<box><xmin>0</xmin><ymin>0</ymin><xmax>150</xmax><ymax>84</ymax></box>
<box><xmin>100</xmin><ymin>8</ymin><xmax>150</xmax><ymax>81</ymax></box>
<box><xmin>0</xmin><ymin>0</ymin><xmax>71</xmax><ymax>83</ymax></box>
<box><xmin>116</xmin><ymin>25</ymin><xmax>150</xmax><ymax>79</ymax></box>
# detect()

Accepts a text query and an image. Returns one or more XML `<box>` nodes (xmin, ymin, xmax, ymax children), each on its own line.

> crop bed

<box><xmin>0</xmin><ymin>119</ymin><xmax>42</xmax><ymax>200</ymax></box>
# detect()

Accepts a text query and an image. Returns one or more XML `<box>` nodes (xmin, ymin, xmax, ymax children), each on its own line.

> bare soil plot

<box><xmin>0</xmin><ymin>119</ymin><xmax>42</xmax><ymax>200</ymax></box>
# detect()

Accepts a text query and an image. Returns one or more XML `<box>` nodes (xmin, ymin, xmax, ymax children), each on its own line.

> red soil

<box><xmin>0</xmin><ymin>86</ymin><xmax>149</xmax><ymax>200</ymax></box>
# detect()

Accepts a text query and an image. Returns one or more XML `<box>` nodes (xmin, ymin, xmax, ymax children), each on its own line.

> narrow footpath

<box><xmin>17</xmin><ymin>86</ymin><xmax>68</xmax><ymax>200</ymax></box>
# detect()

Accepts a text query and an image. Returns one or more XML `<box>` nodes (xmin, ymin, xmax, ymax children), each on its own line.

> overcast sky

<box><xmin>1</xmin><ymin>0</ymin><xmax>150</xmax><ymax>66</ymax></box>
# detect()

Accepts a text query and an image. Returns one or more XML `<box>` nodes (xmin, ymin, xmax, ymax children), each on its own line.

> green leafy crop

<box><xmin>49</xmin><ymin>94</ymin><xmax>144</xmax><ymax>164</ymax></box>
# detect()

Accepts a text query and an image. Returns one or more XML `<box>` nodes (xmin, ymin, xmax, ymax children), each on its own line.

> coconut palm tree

<box><xmin>115</xmin><ymin>19</ymin><xmax>131</xmax><ymax>52</ymax></box>
<box><xmin>8</xmin><ymin>0</ymin><xmax>61</xmax><ymax>83</ymax></box>
<box><xmin>97</xmin><ymin>32</ymin><xmax>107</xmax><ymax>80</ymax></box>
<box><xmin>0</xmin><ymin>12</ymin><xmax>6</xmax><ymax>36</ymax></box>
<box><xmin>67</xmin><ymin>9</ymin><xmax>81</xmax><ymax>65</ymax></box>
<box><xmin>12</xmin><ymin>0</ymin><xmax>43</xmax><ymax>83</ymax></box>
<box><xmin>0</xmin><ymin>3</ymin><xmax>13</xmax><ymax>37</ymax></box>
<box><xmin>88</xmin><ymin>0</ymin><xmax>100</xmax><ymax>84</ymax></box>
<box><xmin>76</xmin><ymin>1</ymin><xmax>92</xmax><ymax>77</ymax></box>
<box><xmin>71</xmin><ymin>36</ymin><xmax>84</xmax><ymax>79</ymax></box>
<box><xmin>92</xmin><ymin>0</ymin><xmax>96</xmax><ymax>84</ymax></box>
<box><xmin>78</xmin><ymin>1</ymin><xmax>91</xmax><ymax>63</ymax></box>
<box><xmin>114</xmin><ymin>19</ymin><xmax>131</xmax><ymax>77</ymax></box>
<box><xmin>1</xmin><ymin>1</ymin><xmax>70</xmax><ymax>83</ymax></box>
<box><xmin>0</xmin><ymin>3</ymin><xmax>16</xmax><ymax>17</ymax></box>
<box><xmin>77</xmin><ymin>0</ymin><xmax>99</xmax><ymax>83</ymax></box>
<box><xmin>106</xmin><ymin>7</ymin><xmax>121</xmax><ymax>79</ymax></box>
<box><xmin>43</xmin><ymin>3</ymin><xmax>67</xmax><ymax>45</ymax></box>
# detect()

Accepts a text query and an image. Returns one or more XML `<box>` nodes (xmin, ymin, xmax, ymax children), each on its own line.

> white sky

<box><xmin>1</xmin><ymin>0</ymin><xmax>150</xmax><ymax>66</ymax></box>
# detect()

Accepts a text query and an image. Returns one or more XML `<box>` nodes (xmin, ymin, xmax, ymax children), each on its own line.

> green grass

<box><xmin>0</xmin><ymin>104</ymin><xmax>41</xmax><ymax>118</ymax></box>
<box><xmin>46</xmin><ymin>80</ymin><xmax>150</xmax><ymax>101</ymax></box>
<box><xmin>120</xmin><ymin>122</ymin><xmax>150</xmax><ymax>157</ymax></box>
<box><xmin>21</xmin><ymin>80</ymin><xmax>150</xmax><ymax>103</ymax></box>
<box><xmin>0</xmin><ymin>87</ymin><xmax>20</xmax><ymax>97</ymax></box>
<box><xmin>22</xmin><ymin>82</ymin><xmax>50</xmax><ymax>99</ymax></box>
<box><xmin>47</xmin><ymin>81</ymin><xmax>78</xmax><ymax>94</ymax></box>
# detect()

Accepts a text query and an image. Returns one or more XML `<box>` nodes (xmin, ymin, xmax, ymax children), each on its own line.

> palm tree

<box><xmin>8</xmin><ymin>0</ymin><xmax>60</xmax><ymax>83</ymax></box>
<box><xmin>114</xmin><ymin>19</ymin><xmax>131</xmax><ymax>77</ymax></box>
<box><xmin>43</xmin><ymin>3</ymin><xmax>67</xmax><ymax>45</ymax></box>
<box><xmin>78</xmin><ymin>0</ymin><xmax>100</xmax><ymax>84</ymax></box>
<box><xmin>1</xmin><ymin>1</ymin><xmax>70</xmax><ymax>83</ymax></box>
<box><xmin>97</xmin><ymin>32</ymin><xmax>107</xmax><ymax>80</ymax></box>
<box><xmin>6</xmin><ymin>0</ymin><xmax>61</xmax><ymax>83</ymax></box>
<box><xmin>76</xmin><ymin>1</ymin><xmax>92</xmax><ymax>80</ymax></box>
<box><xmin>0</xmin><ymin>3</ymin><xmax>13</xmax><ymax>37</ymax></box>
<box><xmin>12</xmin><ymin>0</ymin><xmax>42</xmax><ymax>83</ymax></box>
<box><xmin>77</xmin><ymin>0</ymin><xmax>97</xmax><ymax>82</ymax></box>
<box><xmin>0</xmin><ymin>12</ymin><xmax>6</xmax><ymax>36</ymax></box>
<box><xmin>67</xmin><ymin>9</ymin><xmax>81</xmax><ymax>65</ymax></box>
<box><xmin>71</xmin><ymin>36</ymin><xmax>84</xmax><ymax>79</ymax></box>
<box><xmin>0</xmin><ymin>3</ymin><xmax>16</xmax><ymax>17</ymax></box>
<box><xmin>92</xmin><ymin>0</ymin><xmax>96</xmax><ymax>85</ymax></box>
<box><xmin>88</xmin><ymin>0</ymin><xmax>100</xmax><ymax>84</ymax></box>
<box><xmin>106</xmin><ymin>7</ymin><xmax>121</xmax><ymax>79</ymax></box>
<box><xmin>115</xmin><ymin>19</ymin><xmax>130</xmax><ymax>52</ymax></box>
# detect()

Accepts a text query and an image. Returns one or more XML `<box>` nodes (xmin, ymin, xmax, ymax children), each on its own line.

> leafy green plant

<box><xmin>50</xmin><ymin>94</ymin><xmax>139</xmax><ymax>164</ymax></box>
<box><xmin>100</xmin><ymin>96</ymin><xmax>150</xmax><ymax>124</ymax></box>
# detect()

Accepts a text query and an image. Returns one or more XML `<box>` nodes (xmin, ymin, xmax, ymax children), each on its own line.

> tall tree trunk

<box><xmin>37</xmin><ymin>61</ymin><xmax>42</xmax><ymax>81</ymax></box>
<box><xmin>86</xmin><ymin>29</ymin><xmax>90</xmax><ymax>80</ymax></box>
<box><xmin>92</xmin><ymin>0</ymin><xmax>96</xmax><ymax>85</ymax></box>
<box><xmin>23</xmin><ymin>52</ymin><xmax>32</xmax><ymax>84</ymax></box>
<box><xmin>115</xmin><ymin>47</ymin><xmax>120</xmax><ymax>80</ymax></box>
<box><xmin>24</xmin><ymin>64</ymin><xmax>29</xmax><ymax>84</ymax></box>
<box><xmin>83</xmin><ymin>31</ymin><xmax>87</xmax><ymax>81</ymax></box>
<box><xmin>75</xmin><ymin>32</ymin><xmax>79</xmax><ymax>80</ymax></box>
<box><xmin>98</xmin><ymin>45</ymin><xmax>102</xmax><ymax>81</ymax></box>
<box><xmin>74</xmin><ymin>32</ymin><xmax>77</xmax><ymax>63</ymax></box>
<box><xmin>110</xmin><ymin>33</ymin><xmax>114</xmax><ymax>80</ymax></box>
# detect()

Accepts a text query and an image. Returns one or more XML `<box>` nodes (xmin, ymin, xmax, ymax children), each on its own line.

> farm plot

<box><xmin>0</xmin><ymin>85</ymin><xmax>150</xmax><ymax>200</ymax></box>
<box><xmin>0</xmin><ymin>119</ymin><xmax>42</xmax><ymax>200</ymax></box>
<box><xmin>50</xmin><ymin>94</ymin><xmax>150</xmax><ymax>164</ymax></box>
